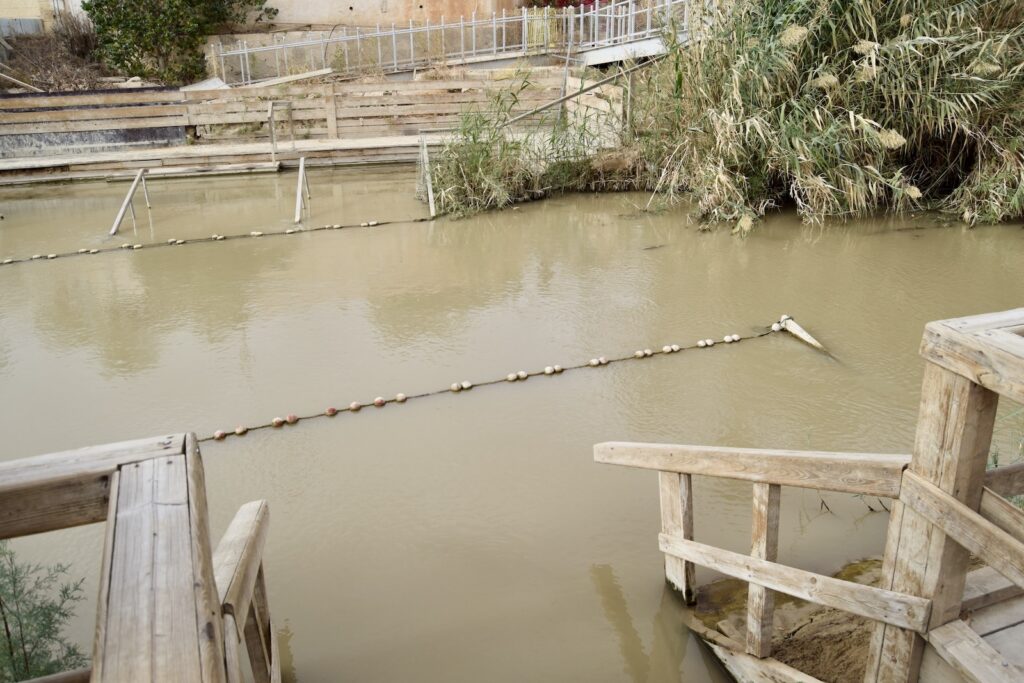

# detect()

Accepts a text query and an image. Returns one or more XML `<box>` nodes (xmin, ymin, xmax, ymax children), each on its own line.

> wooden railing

<box><xmin>596</xmin><ymin>308</ymin><xmax>1024</xmax><ymax>683</ymax></box>
<box><xmin>0</xmin><ymin>433</ymin><xmax>278</xmax><ymax>682</ymax></box>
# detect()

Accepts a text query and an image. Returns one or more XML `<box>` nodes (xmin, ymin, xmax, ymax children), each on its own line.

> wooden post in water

<box><xmin>747</xmin><ymin>483</ymin><xmax>780</xmax><ymax>658</ymax></box>
<box><xmin>864</xmin><ymin>312</ymin><xmax>1014</xmax><ymax>682</ymax></box>
<box><xmin>659</xmin><ymin>471</ymin><xmax>695</xmax><ymax>603</ymax></box>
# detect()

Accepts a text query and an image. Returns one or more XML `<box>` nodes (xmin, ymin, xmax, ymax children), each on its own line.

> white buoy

<box><xmin>663</xmin><ymin>345</ymin><xmax>673</xmax><ymax>353</ymax></box>
<box><xmin>251</xmin><ymin>231</ymin><xmax>264</xmax><ymax>237</ymax></box>
<box><xmin>176</xmin><ymin>240</ymin><xmax>184</xmax><ymax>245</ymax></box>
<box><xmin>78</xmin><ymin>248</ymin><xmax>88</xmax><ymax>253</ymax></box>
<box><xmin>215</xmin><ymin>235</ymin><xmax>225</xmax><ymax>241</ymax></box>
<box><xmin>31</xmin><ymin>255</ymin><xmax>42</xmax><ymax>260</ymax></box>
<box><xmin>120</xmin><ymin>244</ymin><xmax>130</xmax><ymax>249</ymax></box>
<box><xmin>451</xmin><ymin>383</ymin><xmax>462</xmax><ymax>392</ymax></box>
<box><xmin>47</xmin><ymin>254</ymin><xmax>57</xmax><ymax>259</ymax></box>
<box><xmin>325</xmin><ymin>407</ymin><xmax>338</xmax><ymax>416</ymax></box>
<box><xmin>461</xmin><ymin>381</ymin><xmax>472</xmax><ymax>390</ymax></box>
<box><xmin>89</xmin><ymin>249</ymin><xmax>99</xmax><ymax>254</ymax></box>
<box><xmin>286</xmin><ymin>414</ymin><xmax>299</xmax><ymax>424</ymax></box>
<box><xmin>634</xmin><ymin>350</ymin><xmax>645</xmax><ymax>358</ymax></box>
<box><xmin>706</xmin><ymin>339</ymin><xmax>715</xmax><ymax>346</ymax></box>
<box><xmin>374</xmin><ymin>397</ymin><xmax>386</xmax><ymax>407</ymax></box>
<box><xmin>553</xmin><ymin>365</ymin><xmax>563</xmax><ymax>373</ymax></box>
<box><xmin>698</xmin><ymin>340</ymin><xmax>706</xmax><ymax>348</ymax></box>
<box><xmin>332</xmin><ymin>224</ymin><xmax>341</xmax><ymax>229</ymax></box>
<box><xmin>644</xmin><ymin>349</ymin><xmax>653</xmax><ymax>357</ymax></box>
<box><xmin>368</xmin><ymin>220</ymin><xmax>379</xmax><ymax>226</ymax></box>
<box><xmin>589</xmin><ymin>359</ymin><xmax>600</xmax><ymax>367</ymax></box>
<box><xmin>771</xmin><ymin>322</ymin><xmax>782</xmax><ymax>332</ymax></box>
<box><xmin>395</xmin><ymin>393</ymin><xmax>407</xmax><ymax>403</ymax></box>
<box><xmin>508</xmin><ymin>373</ymin><xmax>519</xmax><ymax>381</ymax></box>
<box><xmin>544</xmin><ymin>366</ymin><xmax>554</xmax><ymax>375</ymax></box>
<box><xmin>132</xmin><ymin>244</ymin><xmax>142</xmax><ymax>250</ymax></box>
<box><xmin>272</xmin><ymin>417</ymin><xmax>285</xmax><ymax>428</ymax></box>
<box><xmin>732</xmin><ymin>334</ymin><xmax>741</xmax><ymax>342</ymax></box>
<box><xmin>213</xmin><ymin>430</ymin><xmax>227</xmax><ymax>440</ymax></box>
<box><xmin>235</xmin><ymin>425</ymin><xmax>248</xmax><ymax>435</ymax></box>
<box><xmin>2</xmin><ymin>259</ymin><xmax>12</xmax><ymax>264</ymax></box>
<box><xmin>517</xmin><ymin>370</ymin><xmax>528</xmax><ymax>380</ymax></box>
<box><xmin>780</xmin><ymin>314</ymin><xmax>792</xmax><ymax>323</ymax></box>
<box><xmin>350</xmin><ymin>401</ymin><xmax>362</xmax><ymax>412</ymax></box>
<box><xmin>286</xmin><ymin>229</ymin><xmax>295</xmax><ymax>234</ymax></box>
<box><xmin>671</xmin><ymin>344</ymin><xmax>681</xmax><ymax>352</ymax></box>
<box><xmin>167</xmin><ymin>239</ymin><xmax>176</xmax><ymax>245</ymax></box>
<box><xmin>360</xmin><ymin>222</ymin><xmax>369</xmax><ymax>227</ymax></box>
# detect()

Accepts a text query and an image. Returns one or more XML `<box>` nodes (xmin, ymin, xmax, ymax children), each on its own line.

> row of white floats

<box><xmin>209</xmin><ymin>315</ymin><xmax>824</xmax><ymax>442</ymax></box>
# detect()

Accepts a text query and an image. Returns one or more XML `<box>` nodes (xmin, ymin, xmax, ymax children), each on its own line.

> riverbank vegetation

<box><xmin>432</xmin><ymin>0</ymin><xmax>1024</xmax><ymax>229</ymax></box>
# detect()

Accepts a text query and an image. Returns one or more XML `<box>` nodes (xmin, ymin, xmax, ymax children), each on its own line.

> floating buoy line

<box><xmin>200</xmin><ymin>315</ymin><xmax>826</xmax><ymax>443</ymax></box>
<box><xmin>0</xmin><ymin>218</ymin><xmax>428</xmax><ymax>269</ymax></box>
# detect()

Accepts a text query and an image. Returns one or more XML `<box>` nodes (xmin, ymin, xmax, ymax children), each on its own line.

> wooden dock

<box><xmin>0</xmin><ymin>434</ymin><xmax>279</xmax><ymax>682</ymax></box>
<box><xmin>596</xmin><ymin>308</ymin><xmax>1024</xmax><ymax>683</ymax></box>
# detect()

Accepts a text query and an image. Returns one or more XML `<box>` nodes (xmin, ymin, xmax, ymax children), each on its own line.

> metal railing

<box><xmin>215</xmin><ymin>0</ymin><xmax>693</xmax><ymax>86</ymax></box>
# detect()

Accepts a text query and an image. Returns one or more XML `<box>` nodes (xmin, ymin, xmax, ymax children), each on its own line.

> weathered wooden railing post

<box><xmin>747</xmin><ymin>483</ymin><xmax>780</xmax><ymax>658</ymax></box>
<box><xmin>865</xmin><ymin>313</ymin><xmax>1010</xmax><ymax>682</ymax></box>
<box><xmin>658</xmin><ymin>471</ymin><xmax>695</xmax><ymax>603</ymax></box>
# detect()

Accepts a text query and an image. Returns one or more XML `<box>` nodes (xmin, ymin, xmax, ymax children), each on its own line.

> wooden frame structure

<box><xmin>0</xmin><ymin>434</ymin><xmax>280</xmax><ymax>682</ymax></box>
<box><xmin>595</xmin><ymin>308</ymin><xmax>1024</xmax><ymax>683</ymax></box>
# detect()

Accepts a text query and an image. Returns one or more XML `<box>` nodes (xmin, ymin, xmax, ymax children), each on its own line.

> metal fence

<box><xmin>215</xmin><ymin>0</ymin><xmax>693</xmax><ymax>86</ymax></box>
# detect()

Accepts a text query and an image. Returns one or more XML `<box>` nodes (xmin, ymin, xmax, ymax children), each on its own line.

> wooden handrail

<box><xmin>595</xmin><ymin>442</ymin><xmax>910</xmax><ymax>497</ymax></box>
<box><xmin>899</xmin><ymin>471</ymin><xmax>1024</xmax><ymax>591</ymax></box>
<box><xmin>658</xmin><ymin>534</ymin><xmax>931</xmax><ymax>632</ymax></box>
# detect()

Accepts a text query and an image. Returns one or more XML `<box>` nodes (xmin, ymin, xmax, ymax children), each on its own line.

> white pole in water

<box><xmin>109</xmin><ymin>169</ymin><xmax>147</xmax><ymax>236</ymax></box>
<box><xmin>294</xmin><ymin>157</ymin><xmax>308</xmax><ymax>224</ymax></box>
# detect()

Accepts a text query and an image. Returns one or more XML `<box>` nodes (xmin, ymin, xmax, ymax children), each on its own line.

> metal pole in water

<box><xmin>109</xmin><ymin>169</ymin><xmax>147</xmax><ymax>236</ymax></box>
<box><xmin>294</xmin><ymin>157</ymin><xmax>307</xmax><ymax>224</ymax></box>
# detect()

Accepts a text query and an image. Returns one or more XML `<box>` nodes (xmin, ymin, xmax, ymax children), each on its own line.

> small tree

<box><xmin>0</xmin><ymin>542</ymin><xmax>86</xmax><ymax>682</ymax></box>
<box><xmin>83</xmin><ymin>0</ymin><xmax>277</xmax><ymax>84</ymax></box>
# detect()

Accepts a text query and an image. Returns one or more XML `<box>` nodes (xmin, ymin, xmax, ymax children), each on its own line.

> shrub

<box><xmin>82</xmin><ymin>0</ymin><xmax>277</xmax><ymax>84</ymax></box>
<box><xmin>0</xmin><ymin>542</ymin><xmax>86</xmax><ymax>681</ymax></box>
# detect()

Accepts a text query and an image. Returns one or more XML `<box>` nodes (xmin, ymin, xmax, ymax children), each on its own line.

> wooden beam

<box><xmin>985</xmin><ymin>463</ymin><xmax>1024</xmax><ymax>498</ymax></box>
<box><xmin>927</xmin><ymin>619</ymin><xmax>1024</xmax><ymax>683</ymax></box>
<box><xmin>962</xmin><ymin>566</ymin><xmax>1024</xmax><ymax>613</ymax></box>
<box><xmin>594</xmin><ymin>442</ymin><xmax>909</xmax><ymax>497</ymax></box>
<box><xmin>0</xmin><ymin>434</ymin><xmax>184</xmax><ymax>539</ymax></box>
<box><xmin>658</xmin><ymin>472</ymin><xmax>695</xmax><ymax>603</ymax></box>
<box><xmin>213</xmin><ymin>500</ymin><xmax>271</xmax><ymax>627</ymax></box>
<box><xmin>658</xmin><ymin>534</ymin><xmax>931</xmax><ymax>632</ymax></box>
<box><xmin>866</xmin><ymin>364</ymin><xmax>998</xmax><ymax>683</ymax></box>
<box><xmin>747</xmin><ymin>483</ymin><xmax>780</xmax><ymax>658</ymax></box>
<box><xmin>920</xmin><ymin>309</ymin><xmax>1024</xmax><ymax>406</ymax></box>
<box><xmin>979</xmin><ymin>488</ymin><xmax>1024</xmax><ymax>545</ymax></box>
<box><xmin>899</xmin><ymin>471</ymin><xmax>1024</xmax><ymax>591</ymax></box>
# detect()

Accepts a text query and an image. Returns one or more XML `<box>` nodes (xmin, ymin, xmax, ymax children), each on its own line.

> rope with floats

<box><xmin>200</xmin><ymin>315</ymin><xmax>827</xmax><ymax>443</ymax></box>
<box><xmin>0</xmin><ymin>217</ymin><xmax>428</xmax><ymax>269</ymax></box>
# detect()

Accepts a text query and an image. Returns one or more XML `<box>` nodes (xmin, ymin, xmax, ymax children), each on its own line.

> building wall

<box><xmin>0</xmin><ymin>0</ymin><xmax>56</xmax><ymax>32</ymax></box>
<box><xmin>265</xmin><ymin>0</ymin><xmax>525</xmax><ymax>29</ymax></box>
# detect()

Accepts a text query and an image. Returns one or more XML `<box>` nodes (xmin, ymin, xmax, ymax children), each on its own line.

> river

<box><xmin>0</xmin><ymin>167</ymin><xmax>1021</xmax><ymax>682</ymax></box>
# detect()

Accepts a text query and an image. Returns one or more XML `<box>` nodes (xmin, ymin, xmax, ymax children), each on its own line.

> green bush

<box><xmin>0</xmin><ymin>542</ymin><xmax>85</xmax><ymax>681</ymax></box>
<box><xmin>627</xmin><ymin>0</ymin><xmax>1024</xmax><ymax>229</ymax></box>
<box><xmin>83</xmin><ymin>0</ymin><xmax>277</xmax><ymax>84</ymax></box>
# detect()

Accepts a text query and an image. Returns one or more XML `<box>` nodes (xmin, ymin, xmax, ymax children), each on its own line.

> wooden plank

<box><xmin>747</xmin><ymin>483</ymin><xmax>780</xmax><ymax>658</ymax></box>
<box><xmin>251</xmin><ymin>68</ymin><xmax>333</xmax><ymax>87</ymax></box>
<box><xmin>0</xmin><ymin>90</ymin><xmax>181</xmax><ymax>109</ymax></box>
<box><xmin>223</xmin><ymin>614</ymin><xmax>244</xmax><ymax>683</ymax></box>
<box><xmin>658</xmin><ymin>472</ymin><xmax>695</xmax><ymax>603</ymax></box>
<box><xmin>966</xmin><ymin>594</ymin><xmax>1024</xmax><ymax>636</ymax></box>
<box><xmin>0</xmin><ymin>434</ymin><xmax>184</xmax><ymax>538</ymax></box>
<box><xmin>867</xmin><ymin>364</ymin><xmax>999</xmax><ymax>683</ymax></box>
<box><xmin>658</xmin><ymin>534</ymin><xmax>932</xmax><ymax>632</ymax></box>
<box><xmin>91</xmin><ymin>470</ymin><xmax>119</xmax><ymax>682</ymax></box>
<box><xmin>927</xmin><ymin>619</ymin><xmax>1023</xmax><ymax>683</ymax></box>
<box><xmin>985</xmin><ymin>463</ymin><xmax>1024</xmax><ymax>498</ymax></box>
<box><xmin>244</xmin><ymin>600</ymin><xmax>271</xmax><ymax>683</ymax></box>
<box><xmin>23</xmin><ymin>670</ymin><xmax>91</xmax><ymax>683</ymax></box>
<box><xmin>900</xmin><ymin>471</ymin><xmax>1024</xmax><ymax>591</ymax></box>
<box><xmin>963</xmin><ymin>566</ymin><xmax>1024</xmax><ymax>613</ymax></box>
<box><xmin>0</xmin><ymin>116</ymin><xmax>187</xmax><ymax>135</ymax></box>
<box><xmin>594</xmin><ymin>442</ymin><xmax>909</xmax><ymax>497</ymax></box>
<box><xmin>185</xmin><ymin>435</ymin><xmax>226</xmax><ymax>683</ymax></box>
<box><xmin>920</xmin><ymin>313</ymin><xmax>1024</xmax><ymax>406</ymax></box>
<box><xmin>324</xmin><ymin>84</ymin><xmax>338</xmax><ymax>138</ymax></box>
<box><xmin>213</xmin><ymin>500</ymin><xmax>270</xmax><ymax>625</ymax></box>
<box><xmin>0</xmin><ymin>104</ymin><xmax>188</xmax><ymax>124</ymax></box>
<box><xmin>979</xmin><ymin>488</ymin><xmax>1024</xmax><ymax>544</ymax></box>
<box><xmin>706</xmin><ymin>643</ymin><xmax>827</xmax><ymax>683</ymax></box>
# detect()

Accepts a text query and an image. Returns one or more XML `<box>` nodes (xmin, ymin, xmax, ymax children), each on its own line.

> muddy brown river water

<box><xmin>0</xmin><ymin>167</ymin><xmax>1022</xmax><ymax>682</ymax></box>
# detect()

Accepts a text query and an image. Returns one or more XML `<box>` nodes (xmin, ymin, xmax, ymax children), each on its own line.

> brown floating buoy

<box><xmin>349</xmin><ymin>401</ymin><xmax>362</xmax><ymax>412</ymax></box>
<box><xmin>272</xmin><ymin>417</ymin><xmax>285</xmax><ymax>428</ymax></box>
<box><xmin>374</xmin><ymin>397</ymin><xmax>386</xmax><ymax>407</ymax></box>
<box><xmin>285</xmin><ymin>414</ymin><xmax>299</xmax><ymax>424</ymax></box>
<box><xmin>395</xmin><ymin>393</ymin><xmax>407</xmax><ymax>403</ymax></box>
<box><xmin>325</xmin><ymin>407</ymin><xmax>338</xmax><ymax>416</ymax></box>
<box><xmin>213</xmin><ymin>430</ymin><xmax>227</xmax><ymax>440</ymax></box>
<box><xmin>234</xmin><ymin>426</ymin><xmax>248</xmax><ymax>435</ymax></box>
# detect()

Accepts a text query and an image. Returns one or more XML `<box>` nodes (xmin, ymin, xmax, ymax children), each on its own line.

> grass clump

<box><xmin>431</xmin><ymin>1</ymin><xmax>1024</xmax><ymax>229</ymax></box>
<box><xmin>628</xmin><ymin>0</ymin><xmax>1024</xmax><ymax>229</ymax></box>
